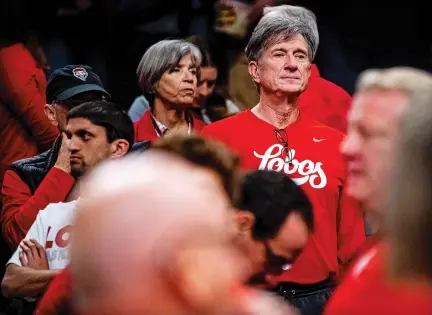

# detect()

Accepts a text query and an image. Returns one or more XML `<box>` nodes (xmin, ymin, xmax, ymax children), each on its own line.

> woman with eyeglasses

<box><xmin>134</xmin><ymin>39</ymin><xmax>207</xmax><ymax>142</ymax></box>
<box><xmin>202</xmin><ymin>5</ymin><xmax>365</xmax><ymax>315</ymax></box>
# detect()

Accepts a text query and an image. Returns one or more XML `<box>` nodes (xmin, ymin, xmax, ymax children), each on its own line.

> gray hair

<box><xmin>385</xmin><ymin>69</ymin><xmax>432</xmax><ymax>282</ymax></box>
<box><xmin>356</xmin><ymin>67</ymin><xmax>432</xmax><ymax>97</ymax></box>
<box><xmin>136</xmin><ymin>39</ymin><xmax>202</xmax><ymax>93</ymax></box>
<box><xmin>245</xmin><ymin>5</ymin><xmax>319</xmax><ymax>62</ymax></box>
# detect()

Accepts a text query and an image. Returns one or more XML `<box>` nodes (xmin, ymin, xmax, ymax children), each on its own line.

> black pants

<box><xmin>273</xmin><ymin>279</ymin><xmax>333</xmax><ymax>315</ymax></box>
<box><xmin>5</xmin><ymin>300</ymin><xmax>36</xmax><ymax>315</ymax></box>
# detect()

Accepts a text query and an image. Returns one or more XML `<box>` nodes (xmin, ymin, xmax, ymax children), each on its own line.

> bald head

<box><xmin>70</xmin><ymin>151</ymin><xmax>243</xmax><ymax>315</ymax></box>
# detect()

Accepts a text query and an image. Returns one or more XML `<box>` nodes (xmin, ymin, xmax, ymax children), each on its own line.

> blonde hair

<box><xmin>370</xmin><ymin>68</ymin><xmax>432</xmax><ymax>281</ymax></box>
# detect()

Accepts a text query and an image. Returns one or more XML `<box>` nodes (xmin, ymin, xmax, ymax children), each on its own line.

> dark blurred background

<box><xmin>1</xmin><ymin>0</ymin><xmax>431</xmax><ymax>111</ymax></box>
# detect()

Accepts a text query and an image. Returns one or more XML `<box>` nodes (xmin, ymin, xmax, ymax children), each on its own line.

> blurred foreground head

<box><xmin>341</xmin><ymin>67</ymin><xmax>432</xmax><ymax>221</ymax></box>
<box><xmin>70</xmin><ymin>151</ymin><xmax>247</xmax><ymax>315</ymax></box>
<box><xmin>152</xmin><ymin>133</ymin><xmax>241</xmax><ymax>204</ymax></box>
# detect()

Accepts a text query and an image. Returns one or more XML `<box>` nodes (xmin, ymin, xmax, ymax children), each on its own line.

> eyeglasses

<box><xmin>263</xmin><ymin>241</ymin><xmax>292</xmax><ymax>275</ymax></box>
<box><xmin>274</xmin><ymin>129</ymin><xmax>293</xmax><ymax>165</ymax></box>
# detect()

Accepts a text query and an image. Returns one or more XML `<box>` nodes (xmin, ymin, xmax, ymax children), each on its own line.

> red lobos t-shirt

<box><xmin>202</xmin><ymin>110</ymin><xmax>365</xmax><ymax>284</ymax></box>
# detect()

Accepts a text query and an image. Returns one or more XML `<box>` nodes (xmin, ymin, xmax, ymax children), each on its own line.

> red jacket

<box><xmin>134</xmin><ymin>110</ymin><xmax>207</xmax><ymax>142</ymax></box>
<box><xmin>299</xmin><ymin>65</ymin><xmax>352</xmax><ymax>133</ymax></box>
<box><xmin>0</xmin><ymin>43</ymin><xmax>58</xmax><ymax>189</ymax></box>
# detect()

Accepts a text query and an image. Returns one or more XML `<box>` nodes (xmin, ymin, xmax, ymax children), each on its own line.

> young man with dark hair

<box><xmin>1</xmin><ymin>65</ymin><xmax>110</xmax><ymax>250</ymax></box>
<box><xmin>1</xmin><ymin>101</ymin><xmax>134</xmax><ymax>305</ymax></box>
<box><xmin>233</xmin><ymin>170</ymin><xmax>313</xmax><ymax>287</ymax></box>
<box><xmin>34</xmin><ymin>133</ymin><xmax>242</xmax><ymax>315</ymax></box>
<box><xmin>65</xmin><ymin>100</ymin><xmax>135</xmax><ymax>178</ymax></box>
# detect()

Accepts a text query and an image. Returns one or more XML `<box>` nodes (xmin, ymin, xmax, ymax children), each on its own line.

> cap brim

<box><xmin>55</xmin><ymin>84</ymin><xmax>111</xmax><ymax>101</ymax></box>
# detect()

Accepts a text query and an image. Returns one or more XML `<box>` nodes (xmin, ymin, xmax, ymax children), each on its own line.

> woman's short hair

<box><xmin>245</xmin><ymin>5</ymin><xmax>319</xmax><ymax>63</ymax></box>
<box><xmin>136</xmin><ymin>39</ymin><xmax>202</xmax><ymax>93</ymax></box>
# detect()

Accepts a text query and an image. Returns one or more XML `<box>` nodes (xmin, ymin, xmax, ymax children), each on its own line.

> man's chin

<box><xmin>275</xmin><ymin>86</ymin><xmax>304</xmax><ymax>96</ymax></box>
<box><xmin>71</xmin><ymin>167</ymin><xmax>85</xmax><ymax>179</ymax></box>
<box><xmin>345</xmin><ymin>182</ymin><xmax>370</xmax><ymax>204</ymax></box>
<box><xmin>247</xmin><ymin>272</ymin><xmax>271</xmax><ymax>289</ymax></box>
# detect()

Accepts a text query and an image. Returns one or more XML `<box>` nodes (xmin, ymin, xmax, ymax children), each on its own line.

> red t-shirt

<box><xmin>202</xmin><ymin>110</ymin><xmax>365</xmax><ymax>284</ymax></box>
<box><xmin>325</xmin><ymin>240</ymin><xmax>432</xmax><ymax>315</ymax></box>
<box><xmin>299</xmin><ymin>65</ymin><xmax>352</xmax><ymax>134</ymax></box>
<box><xmin>134</xmin><ymin>110</ymin><xmax>207</xmax><ymax>142</ymax></box>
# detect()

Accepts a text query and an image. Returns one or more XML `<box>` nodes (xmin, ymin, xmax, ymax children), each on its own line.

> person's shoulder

<box><xmin>134</xmin><ymin>110</ymin><xmax>151</xmax><ymax>129</ymax></box>
<box><xmin>314</xmin><ymin>76</ymin><xmax>352</xmax><ymax>100</ymax></box>
<box><xmin>305</xmin><ymin>119</ymin><xmax>346</xmax><ymax>141</ymax></box>
<box><xmin>40</xmin><ymin>200</ymin><xmax>78</xmax><ymax>219</ymax></box>
<box><xmin>203</xmin><ymin>111</ymin><xmax>249</xmax><ymax>134</ymax></box>
<box><xmin>188</xmin><ymin>110</ymin><xmax>207</xmax><ymax>131</ymax></box>
<box><xmin>130</xmin><ymin>140</ymin><xmax>151</xmax><ymax>153</ymax></box>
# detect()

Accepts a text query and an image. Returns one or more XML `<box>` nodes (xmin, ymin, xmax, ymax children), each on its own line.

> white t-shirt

<box><xmin>7</xmin><ymin>200</ymin><xmax>78</xmax><ymax>270</ymax></box>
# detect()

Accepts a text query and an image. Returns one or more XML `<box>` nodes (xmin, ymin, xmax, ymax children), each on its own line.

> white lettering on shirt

<box><xmin>254</xmin><ymin>144</ymin><xmax>327</xmax><ymax>189</ymax></box>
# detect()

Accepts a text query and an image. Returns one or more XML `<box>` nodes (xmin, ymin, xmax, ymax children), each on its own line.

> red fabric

<box><xmin>35</xmin><ymin>267</ymin><xmax>72</xmax><ymax>315</ymax></box>
<box><xmin>0</xmin><ymin>43</ymin><xmax>58</xmax><ymax>189</ymax></box>
<box><xmin>202</xmin><ymin>110</ymin><xmax>365</xmax><ymax>284</ymax></box>
<box><xmin>299</xmin><ymin>65</ymin><xmax>352</xmax><ymax>134</ymax></box>
<box><xmin>134</xmin><ymin>110</ymin><xmax>207</xmax><ymax>142</ymax></box>
<box><xmin>325</xmin><ymin>240</ymin><xmax>432</xmax><ymax>315</ymax></box>
<box><xmin>1</xmin><ymin>167</ymin><xmax>75</xmax><ymax>249</ymax></box>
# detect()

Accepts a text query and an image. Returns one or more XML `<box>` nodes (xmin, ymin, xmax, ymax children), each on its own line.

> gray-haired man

<box><xmin>203</xmin><ymin>5</ymin><xmax>365</xmax><ymax>315</ymax></box>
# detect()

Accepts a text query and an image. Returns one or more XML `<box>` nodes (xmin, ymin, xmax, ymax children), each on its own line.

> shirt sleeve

<box><xmin>7</xmin><ymin>210</ymin><xmax>45</xmax><ymax>267</ymax></box>
<box><xmin>1</xmin><ymin>168</ymin><xmax>75</xmax><ymax>249</ymax></box>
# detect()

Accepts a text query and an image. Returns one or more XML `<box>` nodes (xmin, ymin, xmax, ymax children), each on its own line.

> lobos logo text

<box><xmin>45</xmin><ymin>225</ymin><xmax>72</xmax><ymax>249</ymax></box>
<box><xmin>254</xmin><ymin>144</ymin><xmax>327</xmax><ymax>189</ymax></box>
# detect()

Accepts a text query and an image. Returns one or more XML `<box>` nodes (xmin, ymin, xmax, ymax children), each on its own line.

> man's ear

<box><xmin>233</xmin><ymin>211</ymin><xmax>255</xmax><ymax>234</ymax></box>
<box><xmin>44</xmin><ymin>104</ymin><xmax>58</xmax><ymax>127</ymax></box>
<box><xmin>109</xmin><ymin>139</ymin><xmax>130</xmax><ymax>159</ymax></box>
<box><xmin>248</xmin><ymin>61</ymin><xmax>260</xmax><ymax>85</ymax></box>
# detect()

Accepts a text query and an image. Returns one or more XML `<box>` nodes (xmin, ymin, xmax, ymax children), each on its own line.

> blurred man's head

<box><xmin>234</xmin><ymin>170</ymin><xmax>313</xmax><ymax>286</ymax></box>
<box><xmin>70</xmin><ymin>152</ymin><xmax>248</xmax><ymax>315</ymax></box>
<box><xmin>45</xmin><ymin>65</ymin><xmax>110</xmax><ymax>132</ymax></box>
<box><xmin>152</xmin><ymin>134</ymin><xmax>241</xmax><ymax>203</ymax></box>
<box><xmin>341</xmin><ymin>68</ymin><xmax>432</xmax><ymax>220</ymax></box>
<box><xmin>65</xmin><ymin>100</ymin><xmax>134</xmax><ymax>178</ymax></box>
